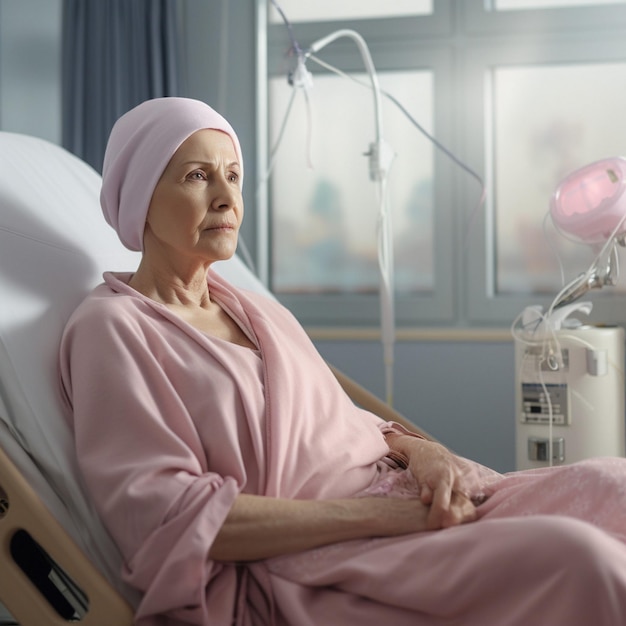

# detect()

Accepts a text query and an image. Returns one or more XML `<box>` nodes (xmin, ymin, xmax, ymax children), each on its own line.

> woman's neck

<box><xmin>128</xmin><ymin>256</ymin><xmax>257</xmax><ymax>349</ymax></box>
<box><xmin>129</xmin><ymin>258</ymin><xmax>213</xmax><ymax>309</ymax></box>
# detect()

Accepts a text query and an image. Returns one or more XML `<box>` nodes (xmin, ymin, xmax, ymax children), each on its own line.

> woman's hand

<box><xmin>211</xmin><ymin>437</ymin><xmax>478</xmax><ymax>562</ymax></box>
<box><xmin>386</xmin><ymin>435</ymin><xmax>477</xmax><ymax>530</ymax></box>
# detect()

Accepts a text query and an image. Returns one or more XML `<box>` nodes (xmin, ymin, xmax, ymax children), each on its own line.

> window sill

<box><xmin>306</xmin><ymin>327</ymin><xmax>513</xmax><ymax>342</ymax></box>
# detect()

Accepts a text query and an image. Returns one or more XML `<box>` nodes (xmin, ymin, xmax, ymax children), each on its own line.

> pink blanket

<box><xmin>60</xmin><ymin>271</ymin><xmax>626</xmax><ymax>625</ymax></box>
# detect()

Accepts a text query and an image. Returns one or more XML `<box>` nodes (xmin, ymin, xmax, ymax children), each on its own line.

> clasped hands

<box><xmin>387</xmin><ymin>434</ymin><xmax>478</xmax><ymax>530</ymax></box>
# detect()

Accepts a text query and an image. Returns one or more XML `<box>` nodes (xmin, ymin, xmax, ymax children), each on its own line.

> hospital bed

<box><xmin>0</xmin><ymin>131</ymin><xmax>429</xmax><ymax>625</ymax></box>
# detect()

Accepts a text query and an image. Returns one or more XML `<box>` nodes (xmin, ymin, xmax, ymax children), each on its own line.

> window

<box><xmin>492</xmin><ymin>62</ymin><xmax>626</xmax><ymax>296</ymax></box>
<box><xmin>262</xmin><ymin>0</ymin><xmax>626</xmax><ymax>328</ymax></box>
<box><xmin>268</xmin><ymin>0</ymin><xmax>433</xmax><ymax>23</ymax></box>
<box><xmin>269</xmin><ymin>71</ymin><xmax>435</xmax><ymax>296</ymax></box>
<box><xmin>489</xmin><ymin>0</ymin><xmax>625</xmax><ymax>10</ymax></box>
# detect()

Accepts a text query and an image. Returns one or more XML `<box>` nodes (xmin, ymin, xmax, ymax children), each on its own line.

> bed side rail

<box><xmin>0</xmin><ymin>444</ymin><xmax>134</xmax><ymax>626</ymax></box>
<box><xmin>328</xmin><ymin>364</ymin><xmax>437</xmax><ymax>442</ymax></box>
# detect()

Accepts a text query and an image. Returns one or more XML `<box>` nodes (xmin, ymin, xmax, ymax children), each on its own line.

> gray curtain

<box><xmin>61</xmin><ymin>0</ymin><xmax>181</xmax><ymax>172</ymax></box>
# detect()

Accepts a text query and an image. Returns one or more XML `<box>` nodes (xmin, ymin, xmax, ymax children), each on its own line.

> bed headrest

<box><xmin>0</xmin><ymin>131</ymin><xmax>267</xmax><ymax>600</ymax></box>
<box><xmin>0</xmin><ymin>131</ymin><xmax>137</xmax><ymax>596</ymax></box>
<box><xmin>0</xmin><ymin>133</ymin><xmax>141</xmax><ymax>439</ymax></box>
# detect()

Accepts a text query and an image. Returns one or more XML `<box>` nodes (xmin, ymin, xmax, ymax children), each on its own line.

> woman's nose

<box><xmin>211</xmin><ymin>177</ymin><xmax>239</xmax><ymax>211</ymax></box>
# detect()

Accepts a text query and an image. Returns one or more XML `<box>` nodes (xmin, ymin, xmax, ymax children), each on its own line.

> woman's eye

<box><xmin>189</xmin><ymin>171</ymin><xmax>206</xmax><ymax>181</ymax></box>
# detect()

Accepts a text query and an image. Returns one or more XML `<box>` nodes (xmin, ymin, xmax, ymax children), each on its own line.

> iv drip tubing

<box><xmin>377</xmin><ymin>175</ymin><xmax>396</xmax><ymax>405</ymax></box>
<box><xmin>306</xmin><ymin>28</ymin><xmax>395</xmax><ymax>406</ymax></box>
<box><xmin>307</xmin><ymin>53</ymin><xmax>486</xmax><ymax>238</ymax></box>
<box><xmin>269</xmin><ymin>0</ymin><xmax>303</xmax><ymax>56</ymax></box>
<box><xmin>546</xmin><ymin>206</ymin><xmax>626</xmax><ymax>316</ymax></box>
<box><xmin>307</xmin><ymin>54</ymin><xmax>484</xmax><ymax>188</ymax></box>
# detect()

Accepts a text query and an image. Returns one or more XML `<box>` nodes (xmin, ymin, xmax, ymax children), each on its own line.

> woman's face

<box><xmin>144</xmin><ymin>128</ymin><xmax>243</xmax><ymax>266</ymax></box>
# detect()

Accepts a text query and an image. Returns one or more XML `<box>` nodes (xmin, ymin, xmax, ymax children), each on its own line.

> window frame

<box><xmin>463</xmin><ymin>31</ymin><xmax>626</xmax><ymax>325</ymax></box>
<box><xmin>263</xmin><ymin>1</ymin><xmax>458</xmax><ymax>327</ymax></box>
<box><xmin>259</xmin><ymin>0</ymin><xmax>626</xmax><ymax>328</ymax></box>
<box><xmin>464</xmin><ymin>0</ymin><xmax>626</xmax><ymax>33</ymax></box>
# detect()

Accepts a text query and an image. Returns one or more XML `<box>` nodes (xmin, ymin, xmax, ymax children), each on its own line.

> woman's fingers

<box><xmin>425</xmin><ymin>485</ymin><xmax>476</xmax><ymax>530</ymax></box>
<box><xmin>425</xmin><ymin>480</ymin><xmax>453</xmax><ymax>529</ymax></box>
<box><xmin>420</xmin><ymin>483</ymin><xmax>433</xmax><ymax>505</ymax></box>
<box><xmin>402</xmin><ymin>438</ymin><xmax>478</xmax><ymax>529</ymax></box>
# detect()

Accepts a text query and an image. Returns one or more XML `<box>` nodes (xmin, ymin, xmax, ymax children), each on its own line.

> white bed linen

<box><xmin>0</xmin><ymin>131</ymin><xmax>267</xmax><ymax>604</ymax></box>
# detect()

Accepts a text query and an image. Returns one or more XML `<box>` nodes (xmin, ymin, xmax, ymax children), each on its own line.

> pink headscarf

<box><xmin>100</xmin><ymin>97</ymin><xmax>244</xmax><ymax>251</ymax></box>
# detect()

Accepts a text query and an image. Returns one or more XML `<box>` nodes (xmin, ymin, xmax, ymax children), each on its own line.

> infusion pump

<box><xmin>515</xmin><ymin>325</ymin><xmax>625</xmax><ymax>470</ymax></box>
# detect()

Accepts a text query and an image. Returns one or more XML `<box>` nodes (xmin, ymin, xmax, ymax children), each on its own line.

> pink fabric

<box><xmin>100</xmin><ymin>98</ymin><xmax>243</xmax><ymax>251</ymax></box>
<box><xmin>60</xmin><ymin>271</ymin><xmax>626</xmax><ymax>625</ymax></box>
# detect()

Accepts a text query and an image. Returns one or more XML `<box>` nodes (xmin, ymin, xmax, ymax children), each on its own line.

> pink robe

<box><xmin>59</xmin><ymin>271</ymin><xmax>626</xmax><ymax>625</ymax></box>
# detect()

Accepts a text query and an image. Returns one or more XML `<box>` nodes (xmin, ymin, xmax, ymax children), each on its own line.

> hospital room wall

<box><xmin>315</xmin><ymin>339</ymin><xmax>516</xmax><ymax>472</ymax></box>
<box><xmin>0</xmin><ymin>0</ymin><xmax>516</xmax><ymax>473</ymax></box>
<box><xmin>0</xmin><ymin>0</ymin><xmax>62</xmax><ymax>145</ymax></box>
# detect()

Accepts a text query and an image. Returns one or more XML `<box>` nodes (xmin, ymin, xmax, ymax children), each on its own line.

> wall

<box><xmin>316</xmin><ymin>338</ymin><xmax>516</xmax><ymax>472</ymax></box>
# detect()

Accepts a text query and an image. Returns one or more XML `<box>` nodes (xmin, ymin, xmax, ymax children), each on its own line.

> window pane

<box><xmin>490</xmin><ymin>0</ymin><xmax>625</xmax><ymax>10</ymax></box>
<box><xmin>492</xmin><ymin>62</ymin><xmax>626</xmax><ymax>296</ymax></box>
<box><xmin>269</xmin><ymin>0</ymin><xmax>433</xmax><ymax>24</ymax></box>
<box><xmin>269</xmin><ymin>70</ymin><xmax>434</xmax><ymax>295</ymax></box>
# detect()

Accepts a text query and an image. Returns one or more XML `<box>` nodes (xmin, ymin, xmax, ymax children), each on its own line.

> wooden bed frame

<box><xmin>0</xmin><ymin>367</ymin><xmax>431</xmax><ymax>626</ymax></box>
<box><xmin>0</xmin><ymin>442</ymin><xmax>134</xmax><ymax>625</ymax></box>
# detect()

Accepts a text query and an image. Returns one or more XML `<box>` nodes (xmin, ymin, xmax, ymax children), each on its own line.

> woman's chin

<box><xmin>203</xmin><ymin>243</ymin><xmax>238</xmax><ymax>264</ymax></box>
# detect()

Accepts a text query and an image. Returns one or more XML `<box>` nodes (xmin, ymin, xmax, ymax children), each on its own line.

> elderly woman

<box><xmin>60</xmin><ymin>97</ymin><xmax>626</xmax><ymax>626</ymax></box>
